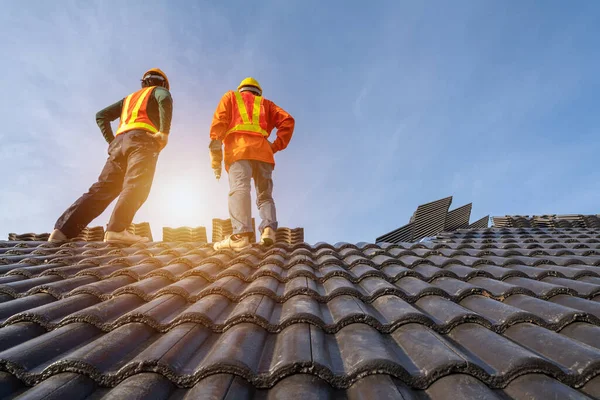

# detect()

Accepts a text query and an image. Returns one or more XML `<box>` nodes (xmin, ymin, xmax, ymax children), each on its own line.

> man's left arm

<box><xmin>155</xmin><ymin>87</ymin><xmax>173</xmax><ymax>134</ymax></box>
<box><xmin>153</xmin><ymin>87</ymin><xmax>173</xmax><ymax>150</ymax></box>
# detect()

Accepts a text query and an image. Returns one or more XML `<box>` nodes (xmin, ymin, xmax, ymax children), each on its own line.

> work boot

<box><xmin>104</xmin><ymin>230</ymin><xmax>150</xmax><ymax>244</ymax></box>
<box><xmin>48</xmin><ymin>229</ymin><xmax>67</xmax><ymax>242</ymax></box>
<box><xmin>260</xmin><ymin>227</ymin><xmax>276</xmax><ymax>246</ymax></box>
<box><xmin>213</xmin><ymin>234</ymin><xmax>251</xmax><ymax>252</ymax></box>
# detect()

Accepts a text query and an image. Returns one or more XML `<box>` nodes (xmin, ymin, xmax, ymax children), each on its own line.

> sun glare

<box><xmin>152</xmin><ymin>177</ymin><xmax>205</xmax><ymax>226</ymax></box>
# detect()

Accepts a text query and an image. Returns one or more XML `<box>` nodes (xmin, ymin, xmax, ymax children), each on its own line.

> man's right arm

<box><xmin>208</xmin><ymin>92</ymin><xmax>232</xmax><ymax>179</ymax></box>
<box><xmin>95</xmin><ymin>99</ymin><xmax>124</xmax><ymax>144</ymax></box>
<box><xmin>209</xmin><ymin>92</ymin><xmax>232</xmax><ymax>141</ymax></box>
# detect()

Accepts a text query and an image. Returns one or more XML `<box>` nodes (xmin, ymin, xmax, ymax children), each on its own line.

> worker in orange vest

<box><xmin>48</xmin><ymin>68</ymin><xmax>173</xmax><ymax>244</ymax></box>
<box><xmin>210</xmin><ymin>77</ymin><xmax>295</xmax><ymax>251</ymax></box>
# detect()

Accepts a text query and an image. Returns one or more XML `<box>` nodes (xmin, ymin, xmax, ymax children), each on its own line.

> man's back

<box><xmin>210</xmin><ymin>90</ymin><xmax>294</xmax><ymax>169</ymax></box>
<box><xmin>96</xmin><ymin>86</ymin><xmax>173</xmax><ymax>145</ymax></box>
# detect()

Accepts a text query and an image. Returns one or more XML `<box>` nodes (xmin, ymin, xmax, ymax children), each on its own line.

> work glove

<box><xmin>209</xmin><ymin>139</ymin><xmax>223</xmax><ymax>180</ymax></box>
<box><xmin>152</xmin><ymin>132</ymin><xmax>169</xmax><ymax>150</ymax></box>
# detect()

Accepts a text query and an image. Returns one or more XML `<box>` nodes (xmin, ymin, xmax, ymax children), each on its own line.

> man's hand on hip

<box><xmin>152</xmin><ymin>132</ymin><xmax>168</xmax><ymax>150</ymax></box>
<box><xmin>269</xmin><ymin>141</ymin><xmax>278</xmax><ymax>154</ymax></box>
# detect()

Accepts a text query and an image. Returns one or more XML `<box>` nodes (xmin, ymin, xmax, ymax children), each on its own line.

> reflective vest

<box><xmin>225</xmin><ymin>91</ymin><xmax>269</xmax><ymax>137</ymax></box>
<box><xmin>115</xmin><ymin>87</ymin><xmax>159</xmax><ymax>136</ymax></box>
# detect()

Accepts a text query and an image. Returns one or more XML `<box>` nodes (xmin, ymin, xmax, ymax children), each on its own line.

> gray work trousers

<box><xmin>228</xmin><ymin>160</ymin><xmax>277</xmax><ymax>235</ymax></box>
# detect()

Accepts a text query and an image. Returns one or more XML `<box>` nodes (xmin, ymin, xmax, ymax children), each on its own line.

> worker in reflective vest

<box><xmin>209</xmin><ymin>77</ymin><xmax>295</xmax><ymax>251</ymax></box>
<box><xmin>48</xmin><ymin>68</ymin><xmax>173</xmax><ymax>244</ymax></box>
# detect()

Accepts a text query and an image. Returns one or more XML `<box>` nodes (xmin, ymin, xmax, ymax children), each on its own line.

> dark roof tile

<box><xmin>63</xmin><ymin>294</ymin><xmax>146</xmax><ymax>328</ymax></box>
<box><xmin>582</xmin><ymin>376</ymin><xmax>600</xmax><ymax>399</ymax></box>
<box><xmin>466</xmin><ymin>277</ymin><xmax>532</xmax><ymax>299</ymax></box>
<box><xmin>0</xmin><ymin>371</ymin><xmax>26</xmax><ymax>398</ymax></box>
<box><xmin>504</xmin><ymin>373</ymin><xmax>595</xmax><ymax>400</ymax></box>
<box><xmin>504</xmin><ymin>323</ymin><xmax>600</xmax><ymax>375</ymax></box>
<box><xmin>412</xmin><ymin>264</ymin><xmax>449</xmax><ymax>281</ymax></box>
<box><xmin>459</xmin><ymin>295</ymin><xmax>542</xmax><ymax>330</ymax></box>
<box><xmin>536</xmin><ymin>264</ymin><xmax>599</xmax><ymax>279</ymax></box>
<box><xmin>505</xmin><ymin>295</ymin><xmax>593</xmax><ymax>326</ymax></box>
<box><xmin>430</xmin><ymin>277</ymin><xmax>482</xmax><ymax>299</ymax></box>
<box><xmin>559</xmin><ymin>322</ymin><xmax>600</xmax><ymax>349</ymax></box>
<box><xmin>448</xmin><ymin>323</ymin><xmax>550</xmax><ymax>379</ymax></box>
<box><xmin>415</xmin><ymin>295</ymin><xmax>482</xmax><ymax>328</ymax></box>
<box><xmin>0</xmin><ymin>323</ymin><xmax>47</xmax><ymax>353</ymax></box>
<box><xmin>474</xmin><ymin>264</ymin><xmax>527</xmax><ymax>280</ymax></box>
<box><xmin>3</xmin><ymin>294</ymin><xmax>99</xmax><ymax>329</ymax></box>
<box><xmin>542</xmin><ymin>277</ymin><xmax>600</xmax><ymax>298</ymax></box>
<box><xmin>548</xmin><ymin>295</ymin><xmax>600</xmax><ymax>320</ymax></box>
<box><xmin>503</xmin><ymin>277</ymin><xmax>575</xmax><ymax>298</ymax></box>
<box><xmin>579</xmin><ymin>276</ymin><xmax>600</xmax><ymax>285</ymax></box>
<box><xmin>425</xmin><ymin>374</ymin><xmax>501</xmax><ymax>399</ymax></box>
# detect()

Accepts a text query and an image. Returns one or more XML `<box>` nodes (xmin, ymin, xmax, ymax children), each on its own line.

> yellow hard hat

<box><xmin>142</xmin><ymin>68</ymin><xmax>170</xmax><ymax>90</ymax></box>
<box><xmin>237</xmin><ymin>77</ymin><xmax>262</xmax><ymax>93</ymax></box>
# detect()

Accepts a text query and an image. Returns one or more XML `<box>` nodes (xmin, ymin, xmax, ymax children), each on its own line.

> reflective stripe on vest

<box><xmin>115</xmin><ymin>87</ymin><xmax>159</xmax><ymax>136</ymax></box>
<box><xmin>225</xmin><ymin>91</ymin><xmax>269</xmax><ymax>136</ymax></box>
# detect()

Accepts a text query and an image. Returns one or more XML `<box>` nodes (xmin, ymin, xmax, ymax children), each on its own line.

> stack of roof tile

<box><xmin>212</xmin><ymin>218</ymin><xmax>256</xmax><ymax>243</ymax></box>
<box><xmin>71</xmin><ymin>226</ymin><xmax>105</xmax><ymax>242</ymax></box>
<box><xmin>126</xmin><ymin>222</ymin><xmax>153</xmax><ymax>241</ymax></box>
<box><xmin>377</xmin><ymin>196</ymin><xmax>489</xmax><ymax>243</ymax></box>
<box><xmin>493</xmin><ymin>214</ymin><xmax>600</xmax><ymax>229</ymax></box>
<box><xmin>0</xmin><ymin>227</ymin><xmax>599</xmax><ymax>398</ymax></box>
<box><xmin>468</xmin><ymin>215</ymin><xmax>490</xmax><ymax>229</ymax></box>
<box><xmin>162</xmin><ymin>226</ymin><xmax>208</xmax><ymax>243</ymax></box>
<box><xmin>444</xmin><ymin>203</ymin><xmax>472</xmax><ymax>231</ymax></box>
<box><xmin>274</xmin><ymin>227</ymin><xmax>305</xmax><ymax>245</ymax></box>
<box><xmin>9</xmin><ymin>227</ymin><xmax>105</xmax><ymax>243</ymax></box>
<box><xmin>584</xmin><ymin>216</ymin><xmax>600</xmax><ymax>229</ymax></box>
<box><xmin>7</xmin><ymin>233</ymin><xmax>49</xmax><ymax>241</ymax></box>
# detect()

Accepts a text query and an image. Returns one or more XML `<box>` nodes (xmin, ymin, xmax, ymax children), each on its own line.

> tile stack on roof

<box><xmin>468</xmin><ymin>215</ymin><xmax>490</xmax><ymax>229</ymax></box>
<box><xmin>71</xmin><ymin>226</ymin><xmax>105</xmax><ymax>242</ymax></box>
<box><xmin>274</xmin><ymin>227</ymin><xmax>304</xmax><ymax>245</ymax></box>
<box><xmin>212</xmin><ymin>218</ymin><xmax>256</xmax><ymax>243</ymax></box>
<box><xmin>443</xmin><ymin>203</ymin><xmax>472</xmax><ymax>231</ymax></box>
<box><xmin>9</xmin><ymin>227</ymin><xmax>104</xmax><ymax>243</ymax></box>
<box><xmin>376</xmin><ymin>196</ymin><xmax>489</xmax><ymax>244</ymax></box>
<box><xmin>7</xmin><ymin>233</ymin><xmax>50</xmax><ymax>241</ymax></box>
<box><xmin>126</xmin><ymin>222</ymin><xmax>153</xmax><ymax>241</ymax></box>
<box><xmin>0</xmin><ymin>227</ymin><xmax>599</xmax><ymax>398</ymax></box>
<box><xmin>162</xmin><ymin>226</ymin><xmax>208</xmax><ymax>243</ymax></box>
<box><xmin>493</xmin><ymin>214</ymin><xmax>600</xmax><ymax>229</ymax></box>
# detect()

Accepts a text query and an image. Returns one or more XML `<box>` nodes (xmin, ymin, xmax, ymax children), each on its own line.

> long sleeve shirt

<box><xmin>209</xmin><ymin>91</ymin><xmax>294</xmax><ymax>169</ymax></box>
<box><xmin>96</xmin><ymin>86</ymin><xmax>173</xmax><ymax>144</ymax></box>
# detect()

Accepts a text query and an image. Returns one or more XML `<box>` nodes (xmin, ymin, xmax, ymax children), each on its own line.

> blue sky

<box><xmin>1</xmin><ymin>1</ymin><xmax>599</xmax><ymax>244</ymax></box>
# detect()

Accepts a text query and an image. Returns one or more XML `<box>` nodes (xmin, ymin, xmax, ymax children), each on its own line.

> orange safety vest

<box><xmin>225</xmin><ymin>91</ymin><xmax>269</xmax><ymax>137</ymax></box>
<box><xmin>115</xmin><ymin>87</ymin><xmax>159</xmax><ymax>136</ymax></box>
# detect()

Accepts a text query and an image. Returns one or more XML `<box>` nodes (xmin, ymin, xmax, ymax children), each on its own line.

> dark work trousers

<box><xmin>54</xmin><ymin>130</ymin><xmax>160</xmax><ymax>238</ymax></box>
